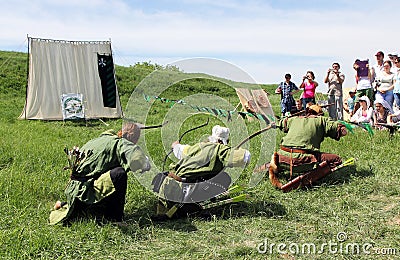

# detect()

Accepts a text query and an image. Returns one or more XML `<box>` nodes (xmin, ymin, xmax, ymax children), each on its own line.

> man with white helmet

<box><xmin>154</xmin><ymin>125</ymin><xmax>250</xmax><ymax>219</ymax></box>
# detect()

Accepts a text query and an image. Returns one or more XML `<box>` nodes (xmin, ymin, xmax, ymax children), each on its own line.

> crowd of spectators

<box><xmin>276</xmin><ymin>50</ymin><xmax>400</xmax><ymax>130</ymax></box>
<box><xmin>350</xmin><ymin>51</ymin><xmax>400</xmax><ymax>128</ymax></box>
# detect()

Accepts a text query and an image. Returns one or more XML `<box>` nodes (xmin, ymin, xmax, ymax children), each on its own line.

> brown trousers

<box><xmin>313</xmin><ymin>152</ymin><xmax>342</xmax><ymax>168</ymax></box>
<box><xmin>277</xmin><ymin>151</ymin><xmax>342</xmax><ymax>170</ymax></box>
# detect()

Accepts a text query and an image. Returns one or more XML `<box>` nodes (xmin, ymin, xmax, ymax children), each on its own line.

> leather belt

<box><xmin>280</xmin><ymin>146</ymin><xmax>310</xmax><ymax>154</ymax></box>
<box><xmin>280</xmin><ymin>145</ymin><xmax>311</xmax><ymax>180</ymax></box>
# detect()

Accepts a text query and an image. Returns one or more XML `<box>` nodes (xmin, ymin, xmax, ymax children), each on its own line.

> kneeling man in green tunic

<box><xmin>50</xmin><ymin>122</ymin><xmax>150</xmax><ymax>225</ymax></box>
<box><xmin>153</xmin><ymin>125</ymin><xmax>251</xmax><ymax>219</ymax></box>
<box><xmin>269</xmin><ymin>104</ymin><xmax>348</xmax><ymax>192</ymax></box>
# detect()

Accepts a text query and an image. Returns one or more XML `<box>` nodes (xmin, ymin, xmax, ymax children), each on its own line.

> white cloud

<box><xmin>1</xmin><ymin>0</ymin><xmax>399</xmax><ymax>87</ymax></box>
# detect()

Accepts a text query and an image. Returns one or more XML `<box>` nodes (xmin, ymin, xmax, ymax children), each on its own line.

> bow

<box><xmin>162</xmin><ymin>118</ymin><xmax>210</xmax><ymax>171</ymax></box>
<box><xmin>375</xmin><ymin>123</ymin><xmax>400</xmax><ymax>136</ymax></box>
<box><xmin>279</xmin><ymin>103</ymin><xmax>335</xmax><ymax>119</ymax></box>
<box><xmin>140</xmin><ymin>120</ymin><xmax>169</xmax><ymax>129</ymax></box>
<box><xmin>123</xmin><ymin>118</ymin><xmax>169</xmax><ymax>130</ymax></box>
<box><xmin>235</xmin><ymin>123</ymin><xmax>275</xmax><ymax>149</ymax></box>
<box><xmin>178</xmin><ymin>118</ymin><xmax>210</xmax><ymax>142</ymax></box>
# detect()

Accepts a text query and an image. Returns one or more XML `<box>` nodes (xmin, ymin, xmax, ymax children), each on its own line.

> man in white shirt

<box><xmin>324</xmin><ymin>62</ymin><xmax>345</xmax><ymax>120</ymax></box>
<box><xmin>372</xmin><ymin>51</ymin><xmax>385</xmax><ymax>86</ymax></box>
<box><xmin>388</xmin><ymin>53</ymin><xmax>399</xmax><ymax>73</ymax></box>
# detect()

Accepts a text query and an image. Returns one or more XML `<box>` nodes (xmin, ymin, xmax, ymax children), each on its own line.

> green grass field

<box><xmin>0</xmin><ymin>51</ymin><xmax>399</xmax><ymax>259</ymax></box>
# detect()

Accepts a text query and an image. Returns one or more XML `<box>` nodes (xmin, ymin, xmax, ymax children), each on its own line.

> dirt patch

<box><xmin>388</xmin><ymin>215</ymin><xmax>400</xmax><ymax>226</ymax></box>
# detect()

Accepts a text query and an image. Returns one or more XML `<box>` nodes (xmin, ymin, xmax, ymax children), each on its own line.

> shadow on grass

<box><xmin>315</xmin><ymin>165</ymin><xmax>374</xmax><ymax>187</ymax></box>
<box><xmin>116</xmin><ymin>219</ymin><xmax>199</xmax><ymax>238</ymax></box>
<box><xmin>120</xmin><ymin>199</ymin><xmax>286</xmax><ymax>235</ymax></box>
<box><xmin>267</xmin><ymin>165</ymin><xmax>374</xmax><ymax>193</ymax></box>
<box><xmin>42</xmin><ymin>118</ymin><xmax>118</xmax><ymax>127</ymax></box>
<box><xmin>121</xmin><ymin>201</ymin><xmax>200</xmax><ymax>233</ymax></box>
<box><xmin>206</xmin><ymin>200</ymin><xmax>286</xmax><ymax>220</ymax></box>
<box><xmin>276</xmin><ymin>165</ymin><xmax>374</xmax><ymax>192</ymax></box>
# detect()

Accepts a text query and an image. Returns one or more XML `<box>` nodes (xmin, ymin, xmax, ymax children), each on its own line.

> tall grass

<box><xmin>0</xmin><ymin>51</ymin><xmax>399</xmax><ymax>259</ymax></box>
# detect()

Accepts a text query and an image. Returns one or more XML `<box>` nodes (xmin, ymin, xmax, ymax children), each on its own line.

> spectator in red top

<box><xmin>299</xmin><ymin>70</ymin><xmax>318</xmax><ymax>110</ymax></box>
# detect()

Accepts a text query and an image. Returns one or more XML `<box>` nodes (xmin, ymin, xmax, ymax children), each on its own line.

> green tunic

<box><xmin>159</xmin><ymin>142</ymin><xmax>247</xmax><ymax>203</ymax></box>
<box><xmin>278</xmin><ymin>116</ymin><xmax>340</xmax><ymax>150</ymax></box>
<box><xmin>171</xmin><ymin>142</ymin><xmax>248</xmax><ymax>182</ymax></box>
<box><xmin>277</xmin><ymin>116</ymin><xmax>341</xmax><ymax>172</ymax></box>
<box><xmin>49</xmin><ymin>130</ymin><xmax>149</xmax><ymax>224</ymax></box>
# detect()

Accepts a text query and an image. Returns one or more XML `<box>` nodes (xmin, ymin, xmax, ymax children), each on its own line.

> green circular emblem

<box><xmin>63</xmin><ymin>97</ymin><xmax>83</xmax><ymax>114</ymax></box>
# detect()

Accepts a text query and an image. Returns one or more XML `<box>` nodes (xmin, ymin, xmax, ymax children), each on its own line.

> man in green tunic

<box><xmin>153</xmin><ymin>125</ymin><xmax>251</xmax><ymax>219</ymax></box>
<box><xmin>269</xmin><ymin>105</ymin><xmax>347</xmax><ymax>189</ymax></box>
<box><xmin>50</xmin><ymin>122</ymin><xmax>150</xmax><ymax>225</ymax></box>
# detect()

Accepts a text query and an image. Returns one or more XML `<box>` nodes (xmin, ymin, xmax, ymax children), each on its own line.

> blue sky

<box><xmin>1</xmin><ymin>0</ymin><xmax>399</xmax><ymax>91</ymax></box>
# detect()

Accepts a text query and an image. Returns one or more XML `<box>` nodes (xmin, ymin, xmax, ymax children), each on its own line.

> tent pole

<box><xmin>23</xmin><ymin>35</ymin><xmax>30</xmax><ymax>119</ymax></box>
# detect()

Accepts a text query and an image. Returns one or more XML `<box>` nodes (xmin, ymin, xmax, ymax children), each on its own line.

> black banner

<box><xmin>97</xmin><ymin>53</ymin><xmax>117</xmax><ymax>108</ymax></box>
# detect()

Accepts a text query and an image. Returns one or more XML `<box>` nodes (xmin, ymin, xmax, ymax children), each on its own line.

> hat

<box><xmin>375</xmin><ymin>51</ymin><xmax>384</xmax><ymax>57</ymax></box>
<box><xmin>308</xmin><ymin>104</ymin><xmax>323</xmax><ymax>115</ymax></box>
<box><xmin>208</xmin><ymin>125</ymin><xmax>230</xmax><ymax>145</ymax></box>
<box><xmin>389</xmin><ymin>52</ymin><xmax>398</xmax><ymax>57</ymax></box>
<box><xmin>358</xmin><ymin>96</ymin><xmax>370</xmax><ymax>108</ymax></box>
<box><xmin>374</xmin><ymin>98</ymin><xmax>394</xmax><ymax>113</ymax></box>
<box><xmin>349</xmin><ymin>90</ymin><xmax>356</xmax><ymax>94</ymax></box>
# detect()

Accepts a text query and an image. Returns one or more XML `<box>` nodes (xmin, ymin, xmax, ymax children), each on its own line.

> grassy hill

<box><xmin>0</xmin><ymin>51</ymin><xmax>399</xmax><ymax>259</ymax></box>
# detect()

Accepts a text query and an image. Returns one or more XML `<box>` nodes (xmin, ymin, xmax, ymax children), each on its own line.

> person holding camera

<box><xmin>372</xmin><ymin>51</ymin><xmax>385</xmax><ymax>81</ymax></box>
<box><xmin>353</xmin><ymin>59</ymin><xmax>374</xmax><ymax>110</ymax></box>
<box><xmin>324</xmin><ymin>62</ymin><xmax>345</xmax><ymax>120</ymax></box>
<box><xmin>371</xmin><ymin>51</ymin><xmax>385</xmax><ymax>98</ymax></box>
<box><xmin>299</xmin><ymin>71</ymin><xmax>318</xmax><ymax>110</ymax></box>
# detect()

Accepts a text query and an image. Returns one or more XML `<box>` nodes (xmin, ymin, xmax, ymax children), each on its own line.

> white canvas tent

<box><xmin>19</xmin><ymin>37</ymin><xmax>123</xmax><ymax>120</ymax></box>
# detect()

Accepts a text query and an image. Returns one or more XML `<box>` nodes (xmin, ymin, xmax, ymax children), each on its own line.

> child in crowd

<box><xmin>344</xmin><ymin>90</ymin><xmax>357</xmax><ymax>117</ymax></box>
<box><xmin>295</xmin><ymin>99</ymin><xmax>302</xmax><ymax>112</ymax></box>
